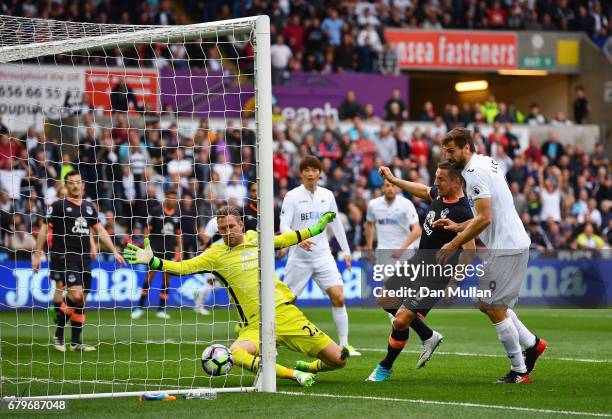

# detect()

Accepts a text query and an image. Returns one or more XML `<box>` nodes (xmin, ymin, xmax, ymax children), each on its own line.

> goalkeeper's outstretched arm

<box><xmin>124</xmin><ymin>212</ymin><xmax>337</xmax><ymax>275</ymax></box>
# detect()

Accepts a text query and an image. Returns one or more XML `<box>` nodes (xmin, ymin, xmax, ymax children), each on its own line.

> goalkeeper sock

<box><xmin>302</xmin><ymin>359</ymin><xmax>339</xmax><ymax>373</ymax></box>
<box><xmin>331</xmin><ymin>306</ymin><xmax>349</xmax><ymax>347</ymax></box>
<box><xmin>410</xmin><ymin>317</ymin><xmax>433</xmax><ymax>341</ymax></box>
<box><xmin>380</xmin><ymin>328</ymin><xmax>409</xmax><ymax>369</ymax></box>
<box><xmin>232</xmin><ymin>348</ymin><xmax>294</xmax><ymax>379</ymax></box>
<box><xmin>70</xmin><ymin>308</ymin><xmax>85</xmax><ymax>345</ymax></box>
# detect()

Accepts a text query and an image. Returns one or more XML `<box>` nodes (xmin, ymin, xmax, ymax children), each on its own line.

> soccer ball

<box><xmin>201</xmin><ymin>344</ymin><xmax>233</xmax><ymax>376</ymax></box>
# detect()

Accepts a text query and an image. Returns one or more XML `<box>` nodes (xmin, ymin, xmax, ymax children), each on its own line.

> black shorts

<box><xmin>49</xmin><ymin>255</ymin><xmax>92</xmax><ymax>291</ymax></box>
<box><xmin>381</xmin><ymin>272</ymin><xmax>449</xmax><ymax>315</ymax></box>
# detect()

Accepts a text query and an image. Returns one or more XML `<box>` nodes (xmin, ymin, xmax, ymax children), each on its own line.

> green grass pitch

<box><xmin>1</xmin><ymin>307</ymin><xmax>611</xmax><ymax>418</ymax></box>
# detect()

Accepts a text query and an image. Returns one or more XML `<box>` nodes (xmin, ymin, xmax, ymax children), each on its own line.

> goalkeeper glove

<box><xmin>309</xmin><ymin>211</ymin><xmax>336</xmax><ymax>236</ymax></box>
<box><xmin>124</xmin><ymin>238</ymin><xmax>162</xmax><ymax>269</ymax></box>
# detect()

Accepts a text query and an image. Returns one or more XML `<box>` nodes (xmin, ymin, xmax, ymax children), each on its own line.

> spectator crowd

<box><xmin>0</xmin><ymin>87</ymin><xmax>609</xmax><ymax>259</ymax></box>
<box><xmin>3</xmin><ymin>0</ymin><xmax>610</xmax><ymax>74</ymax></box>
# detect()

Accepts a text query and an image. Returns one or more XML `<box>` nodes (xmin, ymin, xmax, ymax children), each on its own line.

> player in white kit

<box><xmin>434</xmin><ymin>128</ymin><xmax>547</xmax><ymax>384</ymax></box>
<box><xmin>365</xmin><ymin>178</ymin><xmax>444</xmax><ymax>368</ymax></box>
<box><xmin>278</xmin><ymin>156</ymin><xmax>360</xmax><ymax>356</ymax></box>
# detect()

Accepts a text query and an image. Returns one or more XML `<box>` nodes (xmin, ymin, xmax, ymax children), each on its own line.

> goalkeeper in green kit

<box><xmin>124</xmin><ymin>206</ymin><xmax>349</xmax><ymax>387</ymax></box>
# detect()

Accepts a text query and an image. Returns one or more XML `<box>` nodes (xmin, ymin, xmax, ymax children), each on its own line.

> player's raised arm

<box><xmin>379</xmin><ymin>166</ymin><xmax>432</xmax><ymax>201</ymax></box>
<box><xmin>274</xmin><ymin>211</ymin><xmax>337</xmax><ymax>249</ymax></box>
<box><xmin>124</xmin><ymin>237</ymin><xmax>216</xmax><ymax>275</ymax></box>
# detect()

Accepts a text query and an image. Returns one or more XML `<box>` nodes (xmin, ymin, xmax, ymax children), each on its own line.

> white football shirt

<box><xmin>366</xmin><ymin>195</ymin><xmax>420</xmax><ymax>249</ymax></box>
<box><xmin>280</xmin><ymin>184</ymin><xmax>350</xmax><ymax>259</ymax></box>
<box><xmin>462</xmin><ymin>154</ymin><xmax>531</xmax><ymax>250</ymax></box>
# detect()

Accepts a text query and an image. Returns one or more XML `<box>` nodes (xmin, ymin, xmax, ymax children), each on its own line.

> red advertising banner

<box><xmin>85</xmin><ymin>69</ymin><xmax>159</xmax><ymax>113</ymax></box>
<box><xmin>385</xmin><ymin>29</ymin><xmax>518</xmax><ymax>70</ymax></box>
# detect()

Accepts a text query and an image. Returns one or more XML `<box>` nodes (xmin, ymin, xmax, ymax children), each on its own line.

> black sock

<box><xmin>410</xmin><ymin>316</ymin><xmax>433</xmax><ymax>341</ymax></box>
<box><xmin>55</xmin><ymin>304</ymin><xmax>67</xmax><ymax>341</ymax></box>
<box><xmin>138</xmin><ymin>283</ymin><xmax>151</xmax><ymax>307</ymax></box>
<box><xmin>70</xmin><ymin>307</ymin><xmax>85</xmax><ymax>344</ymax></box>
<box><xmin>384</xmin><ymin>307</ymin><xmax>398</xmax><ymax>317</ymax></box>
<box><xmin>71</xmin><ymin>307</ymin><xmax>85</xmax><ymax>345</ymax></box>
<box><xmin>158</xmin><ymin>284</ymin><xmax>169</xmax><ymax>310</ymax></box>
<box><xmin>54</xmin><ymin>301</ymin><xmax>61</xmax><ymax>317</ymax></box>
<box><xmin>380</xmin><ymin>328</ymin><xmax>409</xmax><ymax>369</ymax></box>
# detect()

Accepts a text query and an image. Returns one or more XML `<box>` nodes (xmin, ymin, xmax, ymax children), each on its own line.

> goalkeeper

<box><xmin>124</xmin><ymin>206</ymin><xmax>349</xmax><ymax>387</ymax></box>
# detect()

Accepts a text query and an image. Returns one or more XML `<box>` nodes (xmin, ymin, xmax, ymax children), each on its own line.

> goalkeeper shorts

<box><xmin>236</xmin><ymin>303</ymin><xmax>333</xmax><ymax>358</ymax></box>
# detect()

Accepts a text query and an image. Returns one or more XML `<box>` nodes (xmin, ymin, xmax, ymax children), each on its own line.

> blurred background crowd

<box><xmin>2</xmin><ymin>0</ymin><xmax>610</xmax><ymax>71</ymax></box>
<box><xmin>0</xmin><ymin>0</ymin><xmax>609</xmax><ymax>258</ymax></box>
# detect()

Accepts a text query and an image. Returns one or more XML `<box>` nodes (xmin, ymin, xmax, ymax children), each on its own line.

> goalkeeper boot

<box><xmin>293</xmin><ymin>370</ymin><xmax>315</xmax><ymax>387</ymax></box>
<box><xmin>131</xmin><ymin>308</ymin><xmax>144</xmax><ymax>320</ymax></box>
<box><xmin>70</xmin><ymin>343</ymin><xmax>96</xmax><ymax>352</ymax></box>
<box><xmin>345</xmin><ymin>345</ymin><xmax>361</xmax><ymax>356</ymax></box>
<box><xmin>417</xmin><ymin>330</ymin><xmax>444</xmax><ymax>368</ymax></box>
<box><xmin>366</xmin><ymin>364</ymin><xmax>392</xmax><ymax>382</ymax></box>
<box><xmin>524</xmin><ymin>337</ymin><xmax>547</xmax><ymax>373</ymax></box>
<box><xmin>48</xmin><ymin>306</ymin><xmax>57</xmax><ymax>324</ymax></box>
<box><xmin>53</xmin><ymin>337</ymin><xmax>66</xmax><ymax>353</ymax></box>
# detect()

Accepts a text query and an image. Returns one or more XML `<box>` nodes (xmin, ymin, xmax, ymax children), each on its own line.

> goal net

<box><xmin>0</xmin><ymin>15</ymin><xmax>276</xmax><ymax>399</ymax></box>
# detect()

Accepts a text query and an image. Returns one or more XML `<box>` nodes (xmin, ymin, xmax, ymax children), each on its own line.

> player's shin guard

<box><xmin>232</xmin><ymin>348</ymin><xmax>295</xmax><ymax>379</ymax></box>
<box><xmin>70</xmin><ymin>308</ymin><xmax>85</xmax><ymax>345</ymax></box>
<box><xmin>380</xmin><ymin>328</ymin><xmax>409</xmax><ymax>369</ymax></box>
<box><xmin>494</xmin><ymin>317</ymin><xmax>527</xmax><ymax>373</ymax></box>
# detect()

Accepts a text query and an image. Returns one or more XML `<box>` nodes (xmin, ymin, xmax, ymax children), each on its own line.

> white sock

<box><xmin>506</xmin><ymin>308</ymin><xmax>536</xmax><ymax>349</ymax></box>
<box><xmin>195</xmin><ymin>283</ymin><xmax>213</xmax><ymax>308</ymax></box>
<box><xmin>332</xmin><ymin>306</ymin><xmax>349</xmax><ymax>347</ymax></box>
<box><xmin>494</xmin><ymin>317</ymin><xmax>527</xmax><ymax>373</ymax></box>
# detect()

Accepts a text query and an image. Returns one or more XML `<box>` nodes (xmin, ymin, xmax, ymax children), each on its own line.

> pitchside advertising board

<box><xmin>385</xmin><ymin>29</ymin><xmax>518</xmax><ymax>70</ymax></box>
<box><xmin>0</xmin><ymin>64</ymin><xmax>159</xmax><ymax>132</ymax></box>
<box><xmin>0</xmin><ymin>64</ymin><xmax>409</xmax><ymax>132</ymax></box>
<box><xmin>0</xmin><ymin>253</ymin><xmax>610</xmax><ymax>310</ymax></box>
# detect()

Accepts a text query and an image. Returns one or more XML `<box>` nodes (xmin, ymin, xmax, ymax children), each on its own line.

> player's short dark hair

<box><xmin>65</xmin><ymin>170</ymin><xmax>80</xmax><ymax>180</ymax></box>
<box><xmin>442</xmin><ymin>128</ymin><xmax>475</xmax><ymax>152</ymax></box>
<box><xmin>437</xmin><ymin>161</ymin><xmax>462</xmax><ymax>181</ymax></box>
<box><xmin>299</xmin><ymin>155</ymin><xmax>322</xmax><ymax>173</ymax></box>
<box><xmin>216</xmin><ymin>205</ymin><xmax>241</xmax><ymax>221</ymax></box>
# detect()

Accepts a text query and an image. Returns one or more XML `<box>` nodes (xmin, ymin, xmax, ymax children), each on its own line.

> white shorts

<box><xmin>478</xmin><ymin>251</ymin><xmax>529</xmax><ymax>309</ymax></box>
<box><xmin>284</xmin><ymin>252</ymin><xmax>343</xmax><ymax>297</ymax></box>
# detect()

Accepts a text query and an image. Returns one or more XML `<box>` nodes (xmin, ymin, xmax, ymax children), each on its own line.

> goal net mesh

<box><xmin>0</xmin><ymin>15</ymin><xmax>266</xmax><ymax>398</ymax></box>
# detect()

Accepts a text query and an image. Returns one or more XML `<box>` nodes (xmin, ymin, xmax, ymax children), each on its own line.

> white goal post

<box><xmin>0</xmin><ymin>14</ymin><xmax>275</xmax><ymax>398</ymax></box>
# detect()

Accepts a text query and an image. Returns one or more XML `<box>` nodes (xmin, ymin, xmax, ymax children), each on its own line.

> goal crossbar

<box><xmin>0</xmin><ymin>16</ymin><xmax>259</xmax><ymax>63</ymax></box>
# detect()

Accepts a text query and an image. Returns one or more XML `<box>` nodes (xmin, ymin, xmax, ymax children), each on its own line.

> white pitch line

<box><xmin>357</xmin><ymin>348</ymin><xmax>612</xmax><ymax>364</ymax></box>
<box><xmin>279</xmin><ymin>391</ymin><xmax>612</xmax><ymax>418</ymax></box>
